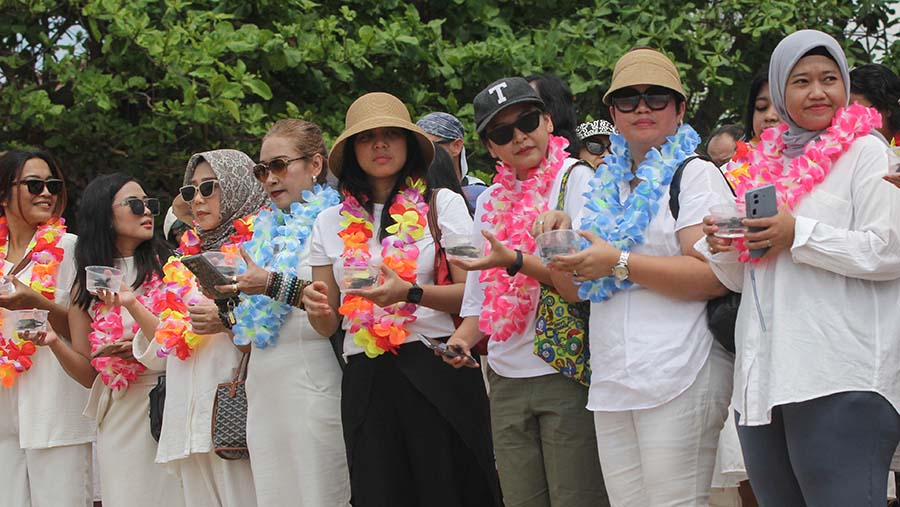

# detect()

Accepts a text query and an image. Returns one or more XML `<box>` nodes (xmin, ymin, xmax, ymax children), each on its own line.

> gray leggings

<box><xmin>737</xmin><ymin>391</ymin><xmax>900</xmax><ymax>507</ymax></box>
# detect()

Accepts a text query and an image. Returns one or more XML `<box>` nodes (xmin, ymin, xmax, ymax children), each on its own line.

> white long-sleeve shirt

<box><xmin>700</xmin><ymin>135</ymin><xmax>900</xmax><ymax>426</ymax></box>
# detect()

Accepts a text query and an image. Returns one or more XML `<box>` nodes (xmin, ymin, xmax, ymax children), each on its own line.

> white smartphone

<box><xmin>745</xmin><ymin>184</ymin><xmax>778</xmax><ymax>259</ymax></box>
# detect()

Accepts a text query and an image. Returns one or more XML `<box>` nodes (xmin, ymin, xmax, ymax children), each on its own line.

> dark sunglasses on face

<box><xmin>486</xmin><ymin>110</ymin><xmax>542</xmax><ymax>145</ymax></box>
<box><xmin>584</xmin><ymin>140</ymin><xmax>611</xmax><ymax>156</ymax></box>
<box><xmin>252</xmin><ymin>156</ymin><xmax>308</xmax><ymax>183</ymax></box>
<box><xmin>179</xmin><ymin>180</ymin><xmax>218</xmax><ymax>202</ymax></box>
<box><xmin>610</xmin><ymin>87</ymin><xmax>674</xmax><ymax>113</ymax></box>
<box><xmin>120</xmin><ymin>197</ymin><xmax>160</xmax><ymax>216</ymax></box>
<box><xmin>14</xmin><ymin>178</ymin><xmax>64</xmax><ymax>196</ymax></box>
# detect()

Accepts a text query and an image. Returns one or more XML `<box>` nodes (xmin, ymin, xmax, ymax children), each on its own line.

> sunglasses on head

<box><xmin>486</xmin><ymin>110</ymin><xmax>542</xmax><ymax>145</ymax></box>
<box><xmin>14</xmin><ymin>178</ymin><xmax>64</xmax><ymax>196</ymax></box>
<box><xmin>120</xmin><ymin>197</ymin><xmax>160</xmax><ymax>216</ymax></box>
<box><xmin>584</xmin><ymin>140</ymin><xmax>611</xmax><ymax>156</ymax></box>
<box><xmin>179</xmin><ymin>180</ymin><xmax>218</xmax><ymax>202</ymax></box>
<box><xmin>610</xmin><ymin>87</ymin><xmax>674</xmax><ymax>113</ymax></box>
<box><xmin>252</xmin><ymin>156</ymin><xmax>308</xmax><ymax>183</ymax></box>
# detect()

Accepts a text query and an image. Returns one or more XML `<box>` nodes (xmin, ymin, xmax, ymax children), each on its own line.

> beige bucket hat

<box><xmin>602</xmin><ymin>48</ymin><xmax>686</xmax><ymax>105</ymax></box>
<box><xmin>328</xmin><ymin>92</ymin><xmax>435</xmax><ymax>178</ymax></box>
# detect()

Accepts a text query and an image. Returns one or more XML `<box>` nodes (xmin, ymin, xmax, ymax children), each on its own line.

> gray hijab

<box><xmin>769</xmin><ymin>30</ymin><xmax>850</xmax><ymax>158</ymax></box>
<box><xmin>183</xmin><ymin>149</ymin><xmax>269</xmax><ymax>251</ymax></box>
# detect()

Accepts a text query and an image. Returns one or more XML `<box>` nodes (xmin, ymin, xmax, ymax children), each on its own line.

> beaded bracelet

<box><xmin>264</xmin><ymin>271</ymin><xmax>274</xmax><ymax>296</ymax></box>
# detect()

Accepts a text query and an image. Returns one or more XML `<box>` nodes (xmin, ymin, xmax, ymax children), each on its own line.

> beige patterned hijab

<box><xmin>183</xmin><ymin>149</ymin><xmax>269</xmax><ymax>250</ymax></box>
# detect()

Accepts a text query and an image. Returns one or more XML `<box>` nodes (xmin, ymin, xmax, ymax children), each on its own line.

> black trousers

<box><xmin>342</xmin><ymin>342</ymin><xmax>502</xmax><ymax>507</ymax></box>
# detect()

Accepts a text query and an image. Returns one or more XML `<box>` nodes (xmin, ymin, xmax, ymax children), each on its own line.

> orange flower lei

<box><xmin>152</xmin><ymin>216</ymin><xmax>255</xmax><ymax>360</ymax></box>
<box><xmin>0</xmin><ymin>216</ymin><xmax>66</xmax><ymax>387</ymax></box>
<box><xmin>338</xmin><ymin>177</ymin><xmax>427</xmax><ymax>357</ymax></box>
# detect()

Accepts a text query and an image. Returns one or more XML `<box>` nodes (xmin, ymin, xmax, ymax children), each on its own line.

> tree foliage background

<box><xmin>1</xmin><ymin>0</ymin><xmax>898</xmax><ymax>227</ymax></box>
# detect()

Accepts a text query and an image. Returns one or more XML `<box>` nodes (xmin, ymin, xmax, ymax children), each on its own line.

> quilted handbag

<box><xmin>211</xmin><ymin>352</ymin><xmax>250</xmax><ymax>460</ymax></box>
<box><xmin>533</xmin><ymin>163</ymin><xmax>591</xmax><ymax>386</ymax></box>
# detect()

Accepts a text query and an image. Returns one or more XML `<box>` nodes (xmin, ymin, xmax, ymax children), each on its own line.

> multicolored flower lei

<box><xmin>232</xmin><ymin>185</ymin><xmax>340</xmax><ymax>348</ymax></box>
<box><xmin>0</xmin><ymin>216</ymin><xmax>66</xmax><ymax>387</ymax></box>
<box><xmin>89</xmin><ymin>274</ymin><xmax>164</xmax><ymax>390</ymax></box>
<box><xmin>726</xmin><ymin>104</ymin><xmax>881</xmax><ymax>263</ymax></box>
<box><xmin>478</xmin><ymin>135</ymin><xmax>568</xmax><ymax>342</ymax></box>
<box><xmin>153</xmin><ymin>217</ymin><xmax>255</xmax><ymax>359</ymax></box>
<box><xmin>338</xmin><ymin>177</ymin><xmax>427</xmax><ymax>357</ymax></box>
<box><xmin>578</xmin><ymin>124</ymin><xmax>701</xmax><ymax>303</ymax></box>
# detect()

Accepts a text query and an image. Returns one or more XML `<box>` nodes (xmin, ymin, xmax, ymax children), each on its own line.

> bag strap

<box><xmin>228</xmin><ymin>352</ymin><xmax>250</xmax><ymax>397</ymax></box>
<box><xmin>555</xmin><ymin>160</ymin><xmax>590</xmax><ymax>212</ymax></box>
<box><xmin>427</xmin><ymin>189</ymin><xmax>441</xmax><ymax>244</ymax></box>
<box><xmin>668</xmin><ymin>156</ymin><xmax>738</xmax><ymax>220</ymax></box>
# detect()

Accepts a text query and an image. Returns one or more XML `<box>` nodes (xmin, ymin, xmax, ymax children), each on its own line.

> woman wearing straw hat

<box><xmin>303</xmin><ymin>92</ymin><xmax>501</xmax><ymax>506</ymax></box>
<box><xmin>549</xmin><ymin>48</ymin><xmax>735</xmax><ymax>506</ymax></box>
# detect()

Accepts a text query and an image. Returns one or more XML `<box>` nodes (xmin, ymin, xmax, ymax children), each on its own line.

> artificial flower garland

<box><xmin>153</xmin><ymin>217</ymin><xmax>255</xmax><ymax>359</ymax></box>
<box><xmin>89</xmin><ymin>274</ymin><xmax>164</xmax><ymax>390</ymax></box>
<box><xmin>578</xmin><ymin>124</ymin><xmax>701</xmax><ymax>303</ymax></box>
<box><xmin>338</xmin><ymin>177</ymin><xmax>427</xmax><ymax>357</ymax></box>
<box><xmin>726</xmin><ymin>104</ymin><xmax>882</xmax><ymax>262</ymax></box>
<box><xmin>232</xmin><ymin>185</ymin><xmax>340</xmax><ymax>348</ymax></box>
<box><xmin>0</xmin><ymin>216</ymin><xmax>66</xmax><ymax>387</ymax></box>
<box><xmin>478</xmin><ymin>134</ymin><xmax>568</xmax><ymax>342</ymax></box>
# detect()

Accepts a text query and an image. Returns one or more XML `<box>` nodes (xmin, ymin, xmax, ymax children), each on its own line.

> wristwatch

<box><xmin>611</xmin><ymin>250</ymin><xmax>631</xmax><ymax>281</ymax></box>
<box><xmin>406</xmin><ymin>282</ymin><xmax>424</xmax><ymax>304</ymax></box>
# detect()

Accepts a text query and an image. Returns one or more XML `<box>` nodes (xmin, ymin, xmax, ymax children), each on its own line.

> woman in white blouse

<box><xmin>703</xmin><ymin>30</ymin><xmax>900</xmax><ymax>507</ymax></box>
<box><xmin>0</xmin><ymin>149</ymin><xmax>94</xmax><ymax>506</ymax></box>
<box><xmin>133</xmin><ymin>149</ymin><xmax>267</xmax><ymax>506</ymax></box>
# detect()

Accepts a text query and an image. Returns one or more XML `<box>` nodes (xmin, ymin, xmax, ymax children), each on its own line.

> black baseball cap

<box><xmin>474</xmin><ymin>77</ymin><xmax>545</xmax><ymax>135</ymax></box>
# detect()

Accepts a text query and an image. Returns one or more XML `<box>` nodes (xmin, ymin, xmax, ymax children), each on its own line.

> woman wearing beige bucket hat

<box><xmin>548</xmin><ymin>48</ymin><xmax>735</xmax><ymax>506</ymax></box>
<box><xmin>303</xmin><ymin>92</ymin><xmax>501</xmax><ymax>506</ymax></box>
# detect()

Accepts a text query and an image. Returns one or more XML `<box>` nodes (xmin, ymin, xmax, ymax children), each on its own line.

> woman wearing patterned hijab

<box><xmin>132</xmin><ymin>149</ymin><xmax>267</xmax><ymax>506</ymax></box>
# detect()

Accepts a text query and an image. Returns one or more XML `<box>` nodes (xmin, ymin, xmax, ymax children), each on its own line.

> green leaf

<box><xmin>222</xmin><ymin>99</ymin><xmax>241</xmax><ymax>122</ymax></box>
<box><xmin>245</xmin><ymin>78</ymin><xmax>273</xmax><ymax>100</ymax></box>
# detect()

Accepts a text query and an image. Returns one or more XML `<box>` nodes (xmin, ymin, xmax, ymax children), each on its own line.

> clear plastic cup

<box><xmin>342</xmin><ymin>265</ymin><xmax>381</xmax><ymax>290</ymax></box>
<box><xmin>442</xmin><ymin>232</ymin><xmax>481</xmax><ymax>260</ymax></box>
<box><xmin>202</xmin><ymin>251</ymin><xmax>245</xmax><ymax>278</ymax></box>
<box><xmin>0</xmin><ymin>276</ymin><xmax>15</xmax><ymax>296</ymax></box>
<box><xmin>536</xmin><ymin>230</ymin><xmax>581</xmax><ymax>264</ymax></box>
<box><xmin>85</xmin><ymin>266</ymin><xmax>125</xmax><ymax>294</ymax></box>
<box><xmin>13</xmin><ymin>309</ymin><xmax>49</xmax><ymax>334</ymax></box>
<box><xmin>709</xmin><ymin>203</ymin><xmax>747</xmax><ymax>238</ymax></box>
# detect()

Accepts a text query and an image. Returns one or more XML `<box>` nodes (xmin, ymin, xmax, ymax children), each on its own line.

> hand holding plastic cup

<box><xmin>13</xmin><ymin>309</ymin><xmax>49</xmax><ymax>334</ymax></box>
<box><xmin>86</xmin><ymin>266</ymin><xmax>125</xmax><ymax>295</ymax></box>
<box><xmin>442</xmin><ymin>232</ymin><xmax>481</xmax><ymax>260</ymax></box>
<box><xmin>536</xmin><ymin>230</ymin><xmax>581</xmax><ymax>264</ymax></box>
<box><xmin>202</xmin><ymin>251</ymin><xmax>246</xmax><ymax>278</ymax></box>
<box><xmin>342</xmin><ymin>265</ymin><xmax>381</xmax><ymax>290</ymax></box>
<box><xmin>709</xmin><ymin>203</ymin><xmax>747</xmax><ymax>239</ymax></box>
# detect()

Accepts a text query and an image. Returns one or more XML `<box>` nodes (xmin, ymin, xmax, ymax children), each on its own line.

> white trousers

<box><xmin>175</xmin><ymin>452</ymin><xmax>257</xmax><ymax>507</ymax></box>
<box><xmin>0</xmin><ymin>441</ymin><xmax>92</xmax><ymax>507</ymax></box>
<box><xmin>593</xmin><ymin>342</ymin><xmax>733</xmax><ymax>507</ymax></box>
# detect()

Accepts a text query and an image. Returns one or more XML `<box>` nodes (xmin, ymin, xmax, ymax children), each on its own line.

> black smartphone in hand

<box><xmin>418</xmin><ymin>335</ymin><xmax>478</xmax><ymax>367</ymax></box>
<box><xmin>181</xmin><ymin>254</ymin><xmax>233</xmax><ymax>300</ymax></box>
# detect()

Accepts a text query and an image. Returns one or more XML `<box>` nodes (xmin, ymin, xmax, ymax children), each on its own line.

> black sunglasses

<box><xmin>179</xmin><ymin>180</ymin><xmax>218</xmax><ymax>202</ymax></box>
<box><xmin>610</xmin><ymin>87</ymin><xmax>674</xmax><ymax>113</ymax></box>
<box><xmin>120</xmin><ymin>197</ymin><xmax>160</xmax><ymax>216</ymax></box>
<box><xmin>486</xmin><ymin>110</ymin><xmax>542</xmax><ymax>145</ymax></box>
<box><xmin>14</xmin><ymin>178</ymin><xmax>64</xmax><ymax>196</ymax></box>
<box><xmin>584</xmin><ymin>140</ymin><xmax>611</xmax><ymax>156</ymax></box>
<box><xmin>252</xmin><ymin>156</ymin><xmax>308</xmax><ymax>183</ymax></box>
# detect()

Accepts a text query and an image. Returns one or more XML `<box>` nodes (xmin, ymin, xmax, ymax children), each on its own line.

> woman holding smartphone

<box><xmin>703</xmin><ymin>30</ymin><xmax>900</xmax><ymax>506</ymax></box>
<box><xmin>132</xmin><ymin>149</ymin><xmax>267</xmax><ymax>506</ymax></box>
<box><xmin>56</xmin><ymin>173</ymin><xmax>185</xmax><ymax>506</ymax></box>
<box><xmin>0</xmin><ymin>149</ymin><xmax>95</xmax><ymax>506</ymax></box>
<box><xmin>224</xmin><ymin>119</ymin><xmax>350</xmax><ymax>506</ymax></box>
<box><xmin>303</xmin><ymin>92</ymin><xmax>501</xmax><ymax>506</ymax></box>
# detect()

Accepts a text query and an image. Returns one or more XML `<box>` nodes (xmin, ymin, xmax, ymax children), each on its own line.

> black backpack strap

<box><xmin>668</xmin><ymin>155</ymin><xmax>700</xmax><ymax>220</ymax></box>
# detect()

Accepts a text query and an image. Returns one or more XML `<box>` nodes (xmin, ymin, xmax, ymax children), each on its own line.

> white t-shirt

<box><xmin>579</xmin><ymin>156</ymin><xmax>735</xmax><ymax>412</ymax></box>
<box><xmin>309</xmin><ymin>189</ymin><xmax>474</xmax><ymax>357</ymax></box>
<box><xmin>460</xmin><ymin>158</ymin><xmax>594</xmax><ymax>379</ymax></box>
<box><xmin>701</xmin><ymin>135</ymin><xmax>900</xmax><ymax>426</ymax></box>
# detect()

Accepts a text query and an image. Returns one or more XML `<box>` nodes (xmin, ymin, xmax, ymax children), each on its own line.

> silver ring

<box><xmin>232</xmin><ymin>283</ymin><xmax>239</xmax><ymax>293</ymax></box>
<box><xmin>231</xmin><ymin>275</ymin><xmax>238</xmax><ymax>284</ymax></box>
<box><xmin>537</xmin><ymin>220</ymin><xmax>544</xmax><ymax>225</ymax></box>
<box><xmin>572</xmin><ymin>270</ymin><xmax>579</xmax><ymax>277</ymax></box>
<box><xmin>767</xmin><ymin>239</ymin><xmax>773</xmax><ymax>248</ymax></box>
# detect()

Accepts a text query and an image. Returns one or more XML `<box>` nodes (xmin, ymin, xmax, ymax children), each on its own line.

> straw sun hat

<box><xmin>328</xmin><ymin>92</ymin><xmax>435</xmax><ymax>178</ymax></box>
<box><xmin>602</xmin><ymin>48</ymin><xmax>686</xmax><ymax>105</ymax></box>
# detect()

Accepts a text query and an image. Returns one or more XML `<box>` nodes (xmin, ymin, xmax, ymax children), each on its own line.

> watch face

<box><xmin>407</xmin><ymin>285</ymin><xmax>424</xmax><ymax>304</ymax></box>
<box><xmin>612</xmin><ymin>265</ymin><xmax>629</xmax><ymax>281</ymax></box>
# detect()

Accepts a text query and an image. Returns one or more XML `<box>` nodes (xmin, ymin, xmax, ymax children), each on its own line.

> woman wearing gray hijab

<box><xmin>702</xmin><ymin>30</ymin><xmax>900</xmax><ymax>506</ymax></box>
<box><xmin>133</xmin><ymin>149</ymin><xmax>268</xmax><ymax>506</ymax></box>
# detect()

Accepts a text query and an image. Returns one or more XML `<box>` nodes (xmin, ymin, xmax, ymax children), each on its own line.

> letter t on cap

<box><xmin>489</xmin><ymin>82</ymin><xmax>509</xmax><ymax>104</ymax></box>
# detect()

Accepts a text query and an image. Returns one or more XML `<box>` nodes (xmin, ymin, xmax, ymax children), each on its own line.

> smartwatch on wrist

<box><xmin>405</xmin><ymin>282</ymin><xmax>424</xmax><ymax>304</ymax></box>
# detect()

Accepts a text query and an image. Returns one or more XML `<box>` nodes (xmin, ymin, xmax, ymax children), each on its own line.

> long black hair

<box><xmin>339</xmin><ymin>130</ymin><xmax>430</xmax><ymax>241</ymax></box>
<box><xmin>425</xmin><ymin>145</ymin><xmax>472</xmax><ymax>216</ymax></box>
<box><xmin>743</xmin><ymin>67</ymin><xmax>770</xmax><ymax>141</ymax></box>
<box><xmin>526</xmin><ymin>73</ymin><xmax>582</xmax><ymax>158</ymax></box>
<box><xmin>73</xmin><ymin>173</ymin><xmax>171</xmax><ymax>310</ymax></box>
<box><xmin>0</xmin><ymin>148</ymin><xmax>68</xmax><ymax>219</ymax></box>
<box><xmin>850</xmin><ymin>63</ymin><xmax>900</xmax><ymax>138</ymax></box>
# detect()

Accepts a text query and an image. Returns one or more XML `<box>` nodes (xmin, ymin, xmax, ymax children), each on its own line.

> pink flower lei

<box><xmin>89</xmin><ymin>275</ymin><xmax>164</xmax><ymax>390</ymax></box>
<box><xmin>727</xmin><ymin>104</ymin><xmax>882</xmax><ymax>262</ymax></box>
<box><xmin>478</xmin><ymin>135</ymin><xmax>568</xmax><ymax>341</ymax></box>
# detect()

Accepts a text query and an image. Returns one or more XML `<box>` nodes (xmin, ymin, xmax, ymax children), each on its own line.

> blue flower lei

<box><xmin>232</xmin><ymin>185</ymin><xmax>341</xmax><ymax>348</ymax></box>
<box><xmin>578</xmin><ymin>124</ymin><xmax>700</xmax><ymax>303</ymax></box>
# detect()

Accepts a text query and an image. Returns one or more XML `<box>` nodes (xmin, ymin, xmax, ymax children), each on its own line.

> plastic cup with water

<box><xmin>443</xmin><ymin>232</ymin><xmax>481</xmax><ymax>260</ymax></box>
<box><xmin>85</xmin><ymin>266</ymin><xmax>125</xmax><ymax>294</ymax></box>
<box><xmin>709</xmin><ymin>203</ymin><xmax>747</xmax><ymax>239</ymax></box>
<box><xmin>13</xmin><ymin>309</ymin><xmax>49</xmax><ymax>335</ymax></box>
<box><xmin>536</xmin><ymin>230</ymin><xmax>581</xmax><ymax>264</ymax></box>
<box><xmin>342</xmin><ymin>265</ymin><xmax>381</xmax><ymax>290</ymax></box>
